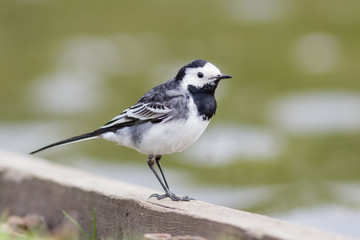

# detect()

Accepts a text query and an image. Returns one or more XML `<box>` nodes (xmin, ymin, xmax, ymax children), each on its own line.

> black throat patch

<box><xmin>188</xmin><ymin>81</ymin><xmax>219</xmax><ymax>120</ymax></box>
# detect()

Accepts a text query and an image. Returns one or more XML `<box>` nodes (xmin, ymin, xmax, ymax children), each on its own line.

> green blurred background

<box><xmin>1</xmin><ymin>0</ymin><xmax>360</xmax><ymax>237</ymax></box>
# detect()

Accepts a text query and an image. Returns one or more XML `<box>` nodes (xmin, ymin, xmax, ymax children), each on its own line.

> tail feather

<box><xmin>30</xmin><ymin>130</ymin><xmax>100</xmax><ymax>154</ymax></box>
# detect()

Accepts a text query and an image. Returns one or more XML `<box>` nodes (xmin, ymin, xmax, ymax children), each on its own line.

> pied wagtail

<box><xmin>30</xmin><ymin>59</ymin><xmax>232</xmax><ymax>201</ymax></box>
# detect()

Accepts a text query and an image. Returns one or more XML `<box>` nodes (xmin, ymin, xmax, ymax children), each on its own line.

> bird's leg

<box><xmin>147</xmin><ymin>154</ymin><xmax>169</xmax><ymax>193</ymax></box>
<box><xmin>155</xmin><ymin>155</ymin><xmax>169</xmax><ymax>189</ymax></box>
<box><xmin>147</xmin><ymin>155</ymin><xmax>194</xmax><ymax>201</ymax></box>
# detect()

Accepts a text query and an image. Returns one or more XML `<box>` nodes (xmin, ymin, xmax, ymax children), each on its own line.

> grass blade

<box><xmin>62</xmin><ymin>210</ymin><xmax>87</xmax><ymax>237</ymax></box>
<box><xmin>93</xmin><ymin>208</ymin><xmax>97</xmax><ymax>240</ymax></box>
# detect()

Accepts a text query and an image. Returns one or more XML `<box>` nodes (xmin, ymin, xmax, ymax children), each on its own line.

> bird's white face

<box><xmin>181</xmin><ymin>62</ymin><xmax>223</xmax><ymax>89</ymax></box>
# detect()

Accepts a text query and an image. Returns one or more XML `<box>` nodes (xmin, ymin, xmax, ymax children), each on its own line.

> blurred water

<box><xmin>274</xmin><ymin>205</ymin><xmax>360</xmax><ymax>238</ymax></box>
<box><xmin>225</xmin><ymin>0</ymin><xmax>293</xmax><ymax>23</ymax></box>
<box><xmin>185</xmin><ymin>125</ymin><xmax>283</xmax><ymax>165</ymax></box>
<box><xmin>269</xmin><ymin>91</ymin><xmax>360</xmax><ymax>135</ymax></box>
<box><xmin>291</xmin><ymin>33</ymin><xmax>341</xmax><ymax>74</ymax></box>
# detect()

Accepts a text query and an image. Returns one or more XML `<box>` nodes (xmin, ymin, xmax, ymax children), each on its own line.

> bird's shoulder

<box><xmin>138</xmin><ymin>78</ymin><xmax>186</xmax><ymax>103</ymax></box>
<box><xmin>100</xmin><ymin>79</ymin><xmax>189</xmax><ymax>130</ymax></box>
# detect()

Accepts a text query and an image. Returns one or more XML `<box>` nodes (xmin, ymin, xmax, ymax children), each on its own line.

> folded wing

<box><xmin>100</xmin><ymin>102</ymin><xmax>173</xmax><ymax>130</ymax></box>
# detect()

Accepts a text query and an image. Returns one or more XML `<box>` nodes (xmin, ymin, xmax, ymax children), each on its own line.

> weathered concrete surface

<box><xmin>0</xmin><ymin>150</ymin><xmax>357</xmax><ymax>240</ymax></box>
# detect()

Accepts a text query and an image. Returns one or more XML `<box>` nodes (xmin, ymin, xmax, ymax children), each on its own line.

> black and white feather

<box><xmin>30</xmin><ymin>59</ymin><xmax>231</xmax><ymax>201</ymax></box>
<box><xmin>31</xmin><ymin>59</ymin><xmax>231</xmax><ymax>155</ymax></box>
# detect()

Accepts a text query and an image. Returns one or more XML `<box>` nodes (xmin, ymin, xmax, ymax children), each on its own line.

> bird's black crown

<box><xmin>175</xmin><ymin>59</ymin><xmax>208</xmax><ymax>81</ymax></box>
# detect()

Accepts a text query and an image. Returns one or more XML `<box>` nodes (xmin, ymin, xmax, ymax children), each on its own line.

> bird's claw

<box><xmin>149</xmin><ymin>193</ymin><xmax>194</xmax><ymax>201</ymax></box>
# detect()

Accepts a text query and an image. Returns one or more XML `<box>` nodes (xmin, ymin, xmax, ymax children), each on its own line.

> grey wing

<box><xmin>100</xmin><ymin>102</ymin><xmax>173</xmax><ymax>129</ymax></box>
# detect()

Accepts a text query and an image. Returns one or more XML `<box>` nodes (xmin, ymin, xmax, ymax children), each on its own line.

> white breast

<box><xmin>101</xmin><ymin>99</ymin><xmax>210</xmax><ymax>155</ymax></box>
<box><xmin>138</xmin><ymin>114</ymin><xmax>209</xmax><ymax>155</ymax></box>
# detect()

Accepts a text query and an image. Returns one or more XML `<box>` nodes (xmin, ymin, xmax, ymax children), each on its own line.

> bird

<box><xmin>30</xmin><ymin>59</ymin><xmax>232</xmax><ymax>201</ymax></box>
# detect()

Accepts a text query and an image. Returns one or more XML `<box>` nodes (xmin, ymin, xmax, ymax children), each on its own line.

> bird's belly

<box><xmin>139</xmin><ymin>117</ymin><xmax>210</xmax><ymax>155</ymax></box>
<box><xmin>101</xmin><ymin>116</ymin><xmax>210</xmax><ymax>155</ymax></box>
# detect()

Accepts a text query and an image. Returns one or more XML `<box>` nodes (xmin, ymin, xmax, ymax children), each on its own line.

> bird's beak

<box><xmin>217</xmin><ymin>74</ymin><xmax>232</xmax><ymax>80</ymax></box>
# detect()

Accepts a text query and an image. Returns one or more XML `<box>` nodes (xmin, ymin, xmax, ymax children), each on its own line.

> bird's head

<box><xmin>176</xmin><ymin>59</ymin><xmax>232</xmax><ymax>90</ymax></box>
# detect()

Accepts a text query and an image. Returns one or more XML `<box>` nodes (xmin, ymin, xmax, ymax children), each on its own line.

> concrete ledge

<box><xmin>0</xmin><ymin>150</ymin><xmax>357</xmax><ymax>240</ymax></box>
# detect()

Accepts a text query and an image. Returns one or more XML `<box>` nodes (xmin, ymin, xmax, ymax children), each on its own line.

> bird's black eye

<box><xmin>197</xmin><ymin>72</ymin><xmax>204</xmax><ymax>78</ymax></box>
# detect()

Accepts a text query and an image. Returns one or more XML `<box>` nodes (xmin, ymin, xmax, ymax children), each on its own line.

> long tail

<box><xmin>30</xmin><ymin>130</ymin><xmax>101</xmax><ymax>154</ymax></box>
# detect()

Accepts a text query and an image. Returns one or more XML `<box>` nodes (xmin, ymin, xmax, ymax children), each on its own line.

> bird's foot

<box><xmin>149</xmin><ymin>192</ymin><xmax>194</xmax><ymax>201</ymax></box>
